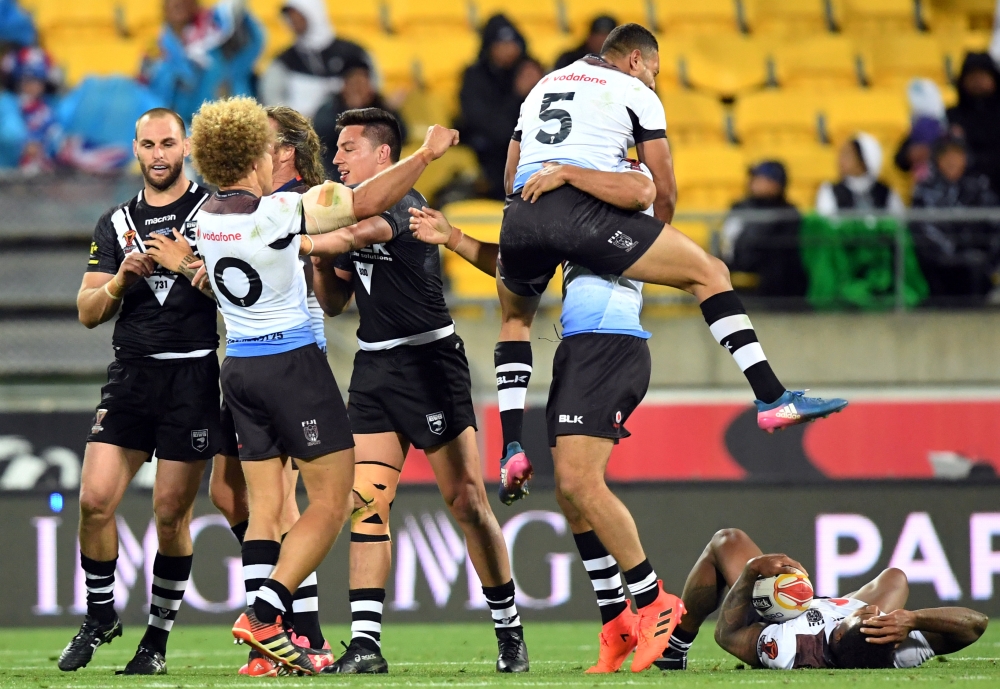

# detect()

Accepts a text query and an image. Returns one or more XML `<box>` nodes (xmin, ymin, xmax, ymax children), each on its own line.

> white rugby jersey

<box><xmin>512</xmin><ymin>55</ymin><xmax>667</xmax><ymax>191</ymax></box>
<box><xmin>757</xmin><ymin>598</ymin><xmax>935</xmax><ymax>670</ymax></box>
<box><xmin>560</xmin><ymin>159</ymin><xmax>651</xmax><ymax>339</ymax></box>
<box><xmin>196</xmin><ymin>190</ymin><xmax>314</xmax><ymax>357</ymax></box>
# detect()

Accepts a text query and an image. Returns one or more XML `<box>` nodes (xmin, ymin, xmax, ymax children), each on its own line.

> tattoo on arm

<box><xmin>715</xmin><ymin>567</ymin><xmax>765</xmax><ymax>667</ymax></box>
<box><xmin>177</xmin><ymin>255</ymin><xmax>215</xmax><ymax>299</ymax></box>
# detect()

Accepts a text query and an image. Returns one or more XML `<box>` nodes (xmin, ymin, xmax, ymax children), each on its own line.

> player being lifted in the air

<box><xmin>188</xmin><ymin>95</ymin><xmax>459</xmax><ymax>676</ymax></box>
<box><xmin>492</xmin><ymin>23</ymin><xmax>848</xmax><ymax>505</ymax></box>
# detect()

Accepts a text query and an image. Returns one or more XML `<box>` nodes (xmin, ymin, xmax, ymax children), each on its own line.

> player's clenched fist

<box><xmin>749</xmin><ymin>554</ymin><xmax>808</xmax><ymax>578</ymax></box>
<box><xmin>117</xmin><ymin>252</ymin><xmax>155</xmax><ymax>286</ymax></box>
<box><xmin>422</xmin><ymin>125</ymin><xmax>460</xmax><ymax>160</ymax></box>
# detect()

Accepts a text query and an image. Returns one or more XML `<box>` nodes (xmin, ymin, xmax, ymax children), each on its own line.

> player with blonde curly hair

<box><xmin>187</xmin><ymin>96</ymin><xmax>459</xmax><ymax>676</ymax></box>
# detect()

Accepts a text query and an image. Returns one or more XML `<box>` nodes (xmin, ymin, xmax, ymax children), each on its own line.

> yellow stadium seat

<box><xmin>743</xmin><ymin>143</ymin><xmax>838</xmax><ymax>209</ymax></box>
<box><xmin>830</xmin><ymin>0</ymin><xmax>923</xmax><ymax>35</ymax></box>
<box><xmin>45</xmin><ymin>33</ymin><xmax>145</xmax><ymax>85</ymax></box>
<box><xmin>32</xmin><ymin>0</ymin><xmax>118</xmax><ymax>31</ymax></box>
<box><xmin>120</xmin><ymin>0</ymin><xmax>162</xmax><ymax>38</ymax></box>
<box><xmin>325</xmin><ymin>0</ymin><xmax>386</xmax><ymax>34</ymax></box>
<box><xmin>528</xmin><ymin>29</ymin><xmax>582</xmax><ymax>69</ymax></box>
<box><xmin>386</xmin><ymin>0</ymin><xmax>473</xmax><ymax>34</ymax></box>
<box><xmin>742</xmin><ymin>0</ymin><xmax>830</xmax><ymax>36</ymax></box>
<box><xmin>734</xmin><ymin>90</ymin><xmax>823</xmax><ymax>150</ymax></box>
<box><xmin>402</xmin><ymin>144</ymin><xmax>480</xmax><ymax>204</ymax></box>
<box><xmin>660</xmin><ymin>90</ymin><xmax>727</xmax><ymax>146</ymax></box>
<box><xmin>440</xmin><ymin>199</ymin><xmax>502</xmax><ymax>298</ymax></box>
<box><xmin>562</xmin><ymin>0</ymin><xmax>649</xmax><ymax>34</ymax></box>
<box><xmin>821</xmin><ymin>89</ymin><xmax>910</xmax><ymax>154</ymax></box>
<box><xmin>474</xmin><ymin>0</ymin><xmax>561</xmax><ymax>32</ymax></box>
<box><xmin>680</xmin><ymin>36</ymin><xmax>770</xmax><ymax>98</ymax></box>
<box><xmin>410</xmin><ymin>32</ymin><xmax>478</xmax><ymax>109</ymax></box>
<box><xmin>931</xmin><ymin>0</ymin><xmax>996</xmax><ymax>30</ymax></box>
<box><xmin>861</xmin><ymin>34</ymin><xmax>949</xmax><ymax>90</ymax></box>
<box><xmin>771</xmin><ymin>35</ymin><xmax>861</xmax><ymax>90</ymax></box>
<box><xmin>365</xmin><ymin>35</ymin><xmax>419</xmax><ymax>91</ymax></box>
<box><xmin>653</xmin><ymin>0</ymin><xmax>741</xmax><ymax>34</ymax></box>
<box><xmin>672</xmin><ymin>144</ymin><xmax>746</xmax><ymax>211</ymax></box>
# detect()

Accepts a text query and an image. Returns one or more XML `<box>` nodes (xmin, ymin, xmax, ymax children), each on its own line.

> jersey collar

<box><xmin>275</xmin><ymin>177</ymin><xmax>304</xmax><ymax>193</ymax></box>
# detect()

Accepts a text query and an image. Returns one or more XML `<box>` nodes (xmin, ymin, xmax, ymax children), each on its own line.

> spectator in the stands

<box><xmin>894</xmin><ymin>79</ymin><xmax>946</xmax><ymax>185</ymax></box>
<box><xmin>721</xmin><ymin>160</ymin><xmax>807</xmax><ymax>298</ymax></box>
<box><xmin>911</xmin><ymin>135</ymin><xmax>1000</xmax><ymax>300</ymax></box>
<box><xmin>554</xmin><ymin>15</ymin><xmax>616</xmax><ymax>70</ymax></box>
<box><xmin>816</xmin><ymin>133</ymin><xmax>905</xmax><ymax>215</ymax></box>
<box><xmin>259</xmin><ymin>0</ymin><xmax>373</xmax><ymax>120</ymax></box>
<box><xmin>0</xmin><ymin>47</ymin><xmax>61</xmax><ymax>174</ymax></box>
<box><xmin>0</xmin><ymin>0</ymin><xmax>36</xmax><ymax>51</ymax></box>
<box><xmin>947</xmin><ymin>52</ymin><xmax>1000</xmax><ymax>196</ymax></box>
<box><xmin>513</xmin><ymin>56</ymin><xmax>544</xmax><ymax>100</ymax></box>
<box><xmin>313</xmin><ymin>60</ymin><xmax>407</xmax><ymax>180</ymax></box>
<box><xmin>141</xmin><ymin>0</ymin><xmax>263</xmax><ymax>122</ymax></box>
<box><xmin>458</xmin><ymin>14</ymin><xmax>528</xmax><ymax>199</ymax></box>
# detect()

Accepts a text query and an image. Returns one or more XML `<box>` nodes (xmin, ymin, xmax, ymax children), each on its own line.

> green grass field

<box><xmin>1</xmin><ymin>622</ymin><xmax>998</xmax><ymax>687</ymax></box>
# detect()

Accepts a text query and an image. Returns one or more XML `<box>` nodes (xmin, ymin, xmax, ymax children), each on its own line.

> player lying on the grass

<box><xmin>62</xmin><ymin>108</ymin><xmax>217</xmax><ymax>676</ymax></box>
<box><xmin>150</xmin><ymin>105</ymin><xmax>337</xmax><ymax>677</ymax></box>
<box><xmin>660</xmin><ymin>528</ymin><xmax>987</xmax><ymax>671</ymax></box>
<box><xmin>493</xmin><ymin>24</ymin><xmax>848</xmax><ymax>503</ymax></box>
<box><xmin>410</xmin><ymin>159</ymin><xmax>683</xmax><ymax>674</ymax></box>
<box><xmin>309</xmin><ymin>107</ymin><xmax>528</xmax><ymax>675</ymax></box>
<box><xmin>188</xmin><ymin>96</ymin><xmax>459</xmax><ymax>676</ymax></box>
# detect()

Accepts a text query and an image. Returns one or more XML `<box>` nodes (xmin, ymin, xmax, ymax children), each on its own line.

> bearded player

<box><xmin>663</xmin><ymin>528</ymin><xmax>987</xmax><ymax>671</ymax></box>
<box><xmin>189</xmin><ymin>96</ymin><xmax>459</xmax><ymax>675</ymax></box>
<box><xmin>410</xmin><ymin>158</ymin><xmax>684</xmax><ymax>673</ymax></box>
<box><xmin>310</xmin><ymin>107</ymin><xmax>528</xmax><ymax>674</ymax></box>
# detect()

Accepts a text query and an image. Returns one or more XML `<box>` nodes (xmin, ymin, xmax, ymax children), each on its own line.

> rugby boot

<box><xmin>498</xmin><ymin>441</ymin><xmax>533</xmax><ymax>505</ymax></box>
<box><xmin>630</xmin><ymin>583</ymin><xmax>685</xmax><ymax>672</ymax></box>
<box><xmin>117</xmin><ymin>645</ymin><xmax>166</xmax><ymax>675</ymax></box>
<box><xmin>324</xmin><ymin>639</ymin><xmax>388</xmax><ymax>674</ymax></box>
<box><xmin>232</xmin><ymin>607</ymin><xmax>316</xmax><ymax>676</ymax></box>
<box><xmin>281</xmin><ymin>647</ymin><xmax>334</xmax><ymax>675</ymax></box>
<box><xmin>58</xmin><ymin>614</ymin><xmax>123</xmax><ymax>671</ymax></box>
<box><xmin>290</xmin><ymin>632</ymin><xmax>331</xmax><ymax>652</ymax></box>
<box><xmin>496</xmin><ymin>628</ymin><xmax>529</xmax><ymax>672</ymax></box>
<box><xmin>586</xmin><ymin>608</ymin><xmax>639</xmax><ymax>673</ymax></box>
<box><xmin>756</xmin><ymin>390</ymin><xmax>848</xmax><ymax>433</ymax></box>
<box><xmin>238</xmin><ymin>649</ymin><xmax>278</xmax><ymax>677</ymax></box>
<box><xmin>653</xmin><ymin>647</ymin><xmax>687</xmax><ymax>671</ymax></box>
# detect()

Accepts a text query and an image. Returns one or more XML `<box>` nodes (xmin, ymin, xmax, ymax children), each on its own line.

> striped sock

<box><xmin>81</xmin><ymin>554</ymin><xmax>116</xmax><ymax>623</ymax></box>
<box><xmin>573</xmin><ymin>531</ymin><xmax>628</xmax><ymax>624</ymax></box>
<box><xmin>254</xmin><ymin>579</ymin><xmax>293</xmax><ymax>625</ymax></box>
<box><xmin>140</xmin><ymin>553</ymin><xmax>192</xmax><ymax>655</ymax></box>
<box><xmin>668</xmin><ymin>626</ymin><xmax>696</xmax><ymax>655</ymax></box>
<box><xmin>623</xmin><ymin>560</ymin><xmax>660</xmax><ymax>610</ymax></box>
<box><xmin>292</xmin><ymin>572</ymin><xmax>324</xmax><ymax>649</ymax></box>
<box><xmin>231</xmin><ymin>519</ymin><xmax>248</xmax><ymax>545</ymax></box>
<box><xmin>495</xmin><ymin>342</ymin><xmax>532</xmax><ymax>449</ymax></box>
<box><xmin>482</xmin><ymin>580</ymin><xmax>521</xmax><ymax>636</ymax></box>
<box><xmin>242</xmin><ymin>540</ymin><xmax>279</xmax><ymax>607</ymax></box>
<box><xmin>701</xmin><ymin>291</ymin><xmax>784</xmax><ymax>404</ymax></box>
<box><xmin>349</xmin><ymin>588</ymin><xmax>385</xmax><ymax>650</ymax></box>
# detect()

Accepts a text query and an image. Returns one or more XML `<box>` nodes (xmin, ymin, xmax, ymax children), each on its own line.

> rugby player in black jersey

<box><xmin>62</xmin><ymin>109</ymin><xmax>219</xmax><ymax>675</ymax></box>
<box><xmin>310</xmin><ymin>108</ymin><xmax>528</xmax><ymax>674</ymax></box>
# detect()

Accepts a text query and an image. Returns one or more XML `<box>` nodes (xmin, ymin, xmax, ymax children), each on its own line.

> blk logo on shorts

<box><xmin>558</xmin><ymin>414</ymin><xmax>583</xmax><ymax>424</ymax></box>
<box><xmin>608</xmin><ymin>231</ymin><xmax>637</xmax><ymax>252</ymax></box>
<box><xmin>426</xmin><ymin>411</ymin><xmax>446</xmax><ymax>435</ymax></box>
<box><xmin>91</xmin><ymin>409</ymin><xmax>107</xmax><ymax>434</ymax></box>
<box><xmin>302</xmin><ymin>420</ymin><xmax>320</xmax><ymax>446</ymax></box>
<box><xmin>191</xmin><ymin>429</ymin><xmax>209</xmax><ymax>452</ymax></box>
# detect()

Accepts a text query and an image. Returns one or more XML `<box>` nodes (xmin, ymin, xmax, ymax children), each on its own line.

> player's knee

<box><xmin>446</xmin><ymin>482</ymin><xmax>490</xmax><ymax>528</ymax></box>
<box><xmin>881</xmin><ymin>567</ymin><xmax>909</xmax><ymax>592</ymax></box>
<box><xmin>79</xmin><ymin>488</ymin><xmax>118</xmax><ymax>526</ymax></box>
<box><xmin>704</xmin><ymin>255</ymin><xmax>732</xmax><ymax>290</ymax></box>
<box><xmin>554</xmin><ymin>469</ymin><xmax>593</xmax><ymax>506</ymax></box>
<box><xmin>351</xmin><ymin>479</ymin><xmax>393</xmax><ymax>537</ymax></box>
<box><xmin>153</xmin><ymin>495</ymin><xmax>193</xmax><ymax>542</ymax></box>
<box><xmin>711</xmin><ymin>528</ymin><xmax>749</xmax><ymax>550</ymax></box>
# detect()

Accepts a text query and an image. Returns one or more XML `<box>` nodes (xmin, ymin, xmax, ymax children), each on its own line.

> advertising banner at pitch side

<box><xmin>5</xmin><ymin>485</ymin><xmax>999</xmax><ymax>626</ymax></box>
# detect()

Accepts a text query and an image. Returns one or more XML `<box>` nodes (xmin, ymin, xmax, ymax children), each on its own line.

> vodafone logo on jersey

<box><xmin>551</xmin><ymin>73</ymin><xmax>606</xmax><ymax>85</ymax></box>
<box><xmin>198</xmin><ymin>229</ymin><xmax>242</xmax><ymax>241</ymax></box>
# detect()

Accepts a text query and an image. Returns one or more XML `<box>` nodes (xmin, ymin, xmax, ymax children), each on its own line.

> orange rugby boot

<box><xmin>630</xmin><ymin>583</ymin><xmax>685</xmax><ymax>672</ymax></box>
<box><xmin>232</xmin><ymin>607</ymin><xmax>316</xmax><ymax>676</ymax></box>
<box><xmin>585</xmin><ymin>608</ymin><xmax>639</xmax><ymax>673</ymax></box>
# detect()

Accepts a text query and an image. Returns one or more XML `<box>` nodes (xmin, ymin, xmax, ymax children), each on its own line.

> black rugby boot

<box><xmin>496</xmin><ymin>628</ymin><xmax>529</xmax><ymax>673</ymax></box>
<box><xmin>654</xmin><ymin>647</ymin><xmax>687</xmax><ymax>670</ymax></box>
<box><xmin>324</xmin><ymin>639</ymin><xmax>388</xmax><ymax>674</ymax></box>
<box><xmin>58</xmin><ymin>614</ymin><xmax>123</xmax><ymax>671</ymax></box>
<box><xmin>117</xmin><ymin>645</ymin><xmax>167</xmax><ymax>675</ymax></box>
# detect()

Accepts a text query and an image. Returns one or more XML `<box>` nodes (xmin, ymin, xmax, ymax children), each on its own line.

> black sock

<box><xmin>668</xmin><ymin>626</ymin><xmax>697</xmax><ymax>655</ymax></box>
<box><xmin>572</xmin><ymin>531</ymin><xmax>628</xmax><ymax>625</ymax></box>
<box><xmin>700</xmin><ymin>291</ymin><xmax>784</xmax><ymax>404</ymax></box>
<box><xmin>482</xmin><ymin>580</ymin><xmax>522</xmax><ymax>637</ymax></box>
<box><xmin>622</xmin><ymin>559</ymin><xmax>660</xmax><ymax>610</ymax></box>
<box><xmin>140</xmin><ymin>553</ymin><xmax>192</xmax><ymax>655</ymax></box>
<box><xmin>254</xmin><ymin>579</ymin><xmax>293</xmax><ymax>625</ymax></box>
<box><xmin>231</xmin><ymin>519</ymin><xmax>248</xmax><ymax>545</ymax></box>
<box><xmin>81</xmin><ymin>553</ymin><xmax>116</xmax><ymax>623</ymax></box>
<box><xmin>349</xmin><ymin>588</ymin><xmax>385</xmax><ymax>651</ymax></box>
<box><xmin>494</xmin><ymin>341</ymin><xmax>532</xmax><ymax>450</ymax></box>
<box><xmin>291</xmin><ymin>572</ymin><xmax>324</xmax><ymax>648</ymax></box>
<box><xmin>242</xmin><ymin>540</ymin><xmax>280</xmax><ymax>607</ymax></box>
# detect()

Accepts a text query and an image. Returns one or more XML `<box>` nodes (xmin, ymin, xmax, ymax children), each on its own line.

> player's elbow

<box><xmin>636</xmin><ymin>178</ymin><xmax>656</xmax><ymax>210</ymax></box>
<box><xmin>77</xmin><ymin>306</ymin><xmax>101</xmax><ymax>329</ymax></box>
<box><xmin>971</xmin><ymin>611</ymin><xmax>989</xmax><ymax>640</ymax></box>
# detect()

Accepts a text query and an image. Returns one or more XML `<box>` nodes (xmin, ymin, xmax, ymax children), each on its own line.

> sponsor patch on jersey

<box><xmin>608</xmin><ymin>230</ymin><xmax>637</xmax><ymax>252</ymax></box>
<box><xmin>191</xmin><ymin>429</ymin><xmax>209</xmax><ymax>452</ymax></box>
<box><xmin>426</xmin><ymin>411</ymin><xmax>446</xmax><ymax>435</ymax></box>
<box><xmin>302</xmin><ymin>419</ymin><xmax>320</xmax><ymax>446</ymax></box>
<box><xmin>805</xmin><ymin>609</ymin><xmax>823</xmax><ymax>626</ymax></box>
<box><xmin>91</xmin><ymin>409</ymin><xmax>107</xmax><ymax>434</ymax></box>
<box><xmin>88</xmin><ymin>241</ymin><xmax>99</xmax><ymax>264</ymax></box>
<box><xmin>123</xmin><ymin>228</ymin><xmax>137</xmax><ymax>252</ymax></box>
<box><xmin>758</xmin><ymin>637</ymin><xmax>779</xmax><ymax>660</ymax></box>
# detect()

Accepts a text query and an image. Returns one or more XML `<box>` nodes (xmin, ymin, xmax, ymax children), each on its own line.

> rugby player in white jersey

<box><xmin>187</xmin><ymin>96</ymin><xmax>459</xmax><ymax>675</ymax></box>
<box><xmin>493</xmin><ymin>24</ymin><xmax>847</xmax><ymax>507</ymax></box>
<box><xmin>410</xmin><ymin>159</ymin><xmax>684</xmax><ymax>672</ymax></box>
<box><xmin>670</xmin><ymin>528</ymin><xmax>986</xmax><ymax>671</ymax></box>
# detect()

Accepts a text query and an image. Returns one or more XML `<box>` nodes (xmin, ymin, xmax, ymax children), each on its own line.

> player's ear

<box><xmin>378</xmin><ymin>143</ymin><xmax>391</xmax><ymax>165</ymax></box>
<box><xmin>132</xmin><ymin>138</ymin><xmax>139</xmax><ymax>160</ymax></box>
<box><xmin>182</xmin><ymin>136</ymin><xmax>191</xmax><ymax>158</ymax></box>
<box><xmin>630</xmin><ymin>48</ymin><xmax>643</xmax><ymax>73</ymax></box>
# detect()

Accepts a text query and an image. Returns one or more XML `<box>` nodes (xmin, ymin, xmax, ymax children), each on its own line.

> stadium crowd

<box><xmin>2</xmin><ymin>0</ymin><xmax>1000</xmax><ymax>301</ymax></box>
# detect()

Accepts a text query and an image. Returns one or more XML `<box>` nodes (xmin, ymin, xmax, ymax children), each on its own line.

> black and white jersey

<box><xmin>334</xmin><ymin>189</ymin><xmax>453</xmax><ymax>349</ymax></box>
<box><xmin>87</xmin><ymin>181</ymin><xmax>217</xmax><ymax>360</ymax></box>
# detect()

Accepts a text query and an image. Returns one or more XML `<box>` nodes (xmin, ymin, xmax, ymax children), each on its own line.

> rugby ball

<box><xmin>751</xmin><ymin>571</ymin><xmax>814</xmax><ymax>622</ymax></box>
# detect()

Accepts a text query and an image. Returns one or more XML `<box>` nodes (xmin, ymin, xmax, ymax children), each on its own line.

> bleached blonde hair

<box><xmin>191</xmin><ymin>96</ymin><xmax>271</xmax><ymax>187</ymax></box>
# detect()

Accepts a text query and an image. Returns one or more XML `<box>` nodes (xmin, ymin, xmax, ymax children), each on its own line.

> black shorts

<box><xmin>348</xmin><ymin>333</ymin><xmax>477</xmax><ymax>450</ymax></box>
<box><xmin>498</xmin><ymin>186</ymin><xmax>663</xmax><ymax>296</ymax></box>
<box><xmin>221</xmin><ymin>344</ymin><xmax>354</xmax><ymax>461</ymax></box>
<box><xmin>546</xmin><ymin>333</ymin><xmax>651</xmax><ymax>447</ymax></box>
<box><xmin>219</xmin><ymin>399</ymin><xmax>240</xmax><ymax>457</ymax></box>
<box><xmin>87</xmin><ymin>354</ymin><xmax>223</xmax><ymax>461</ymax></box>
